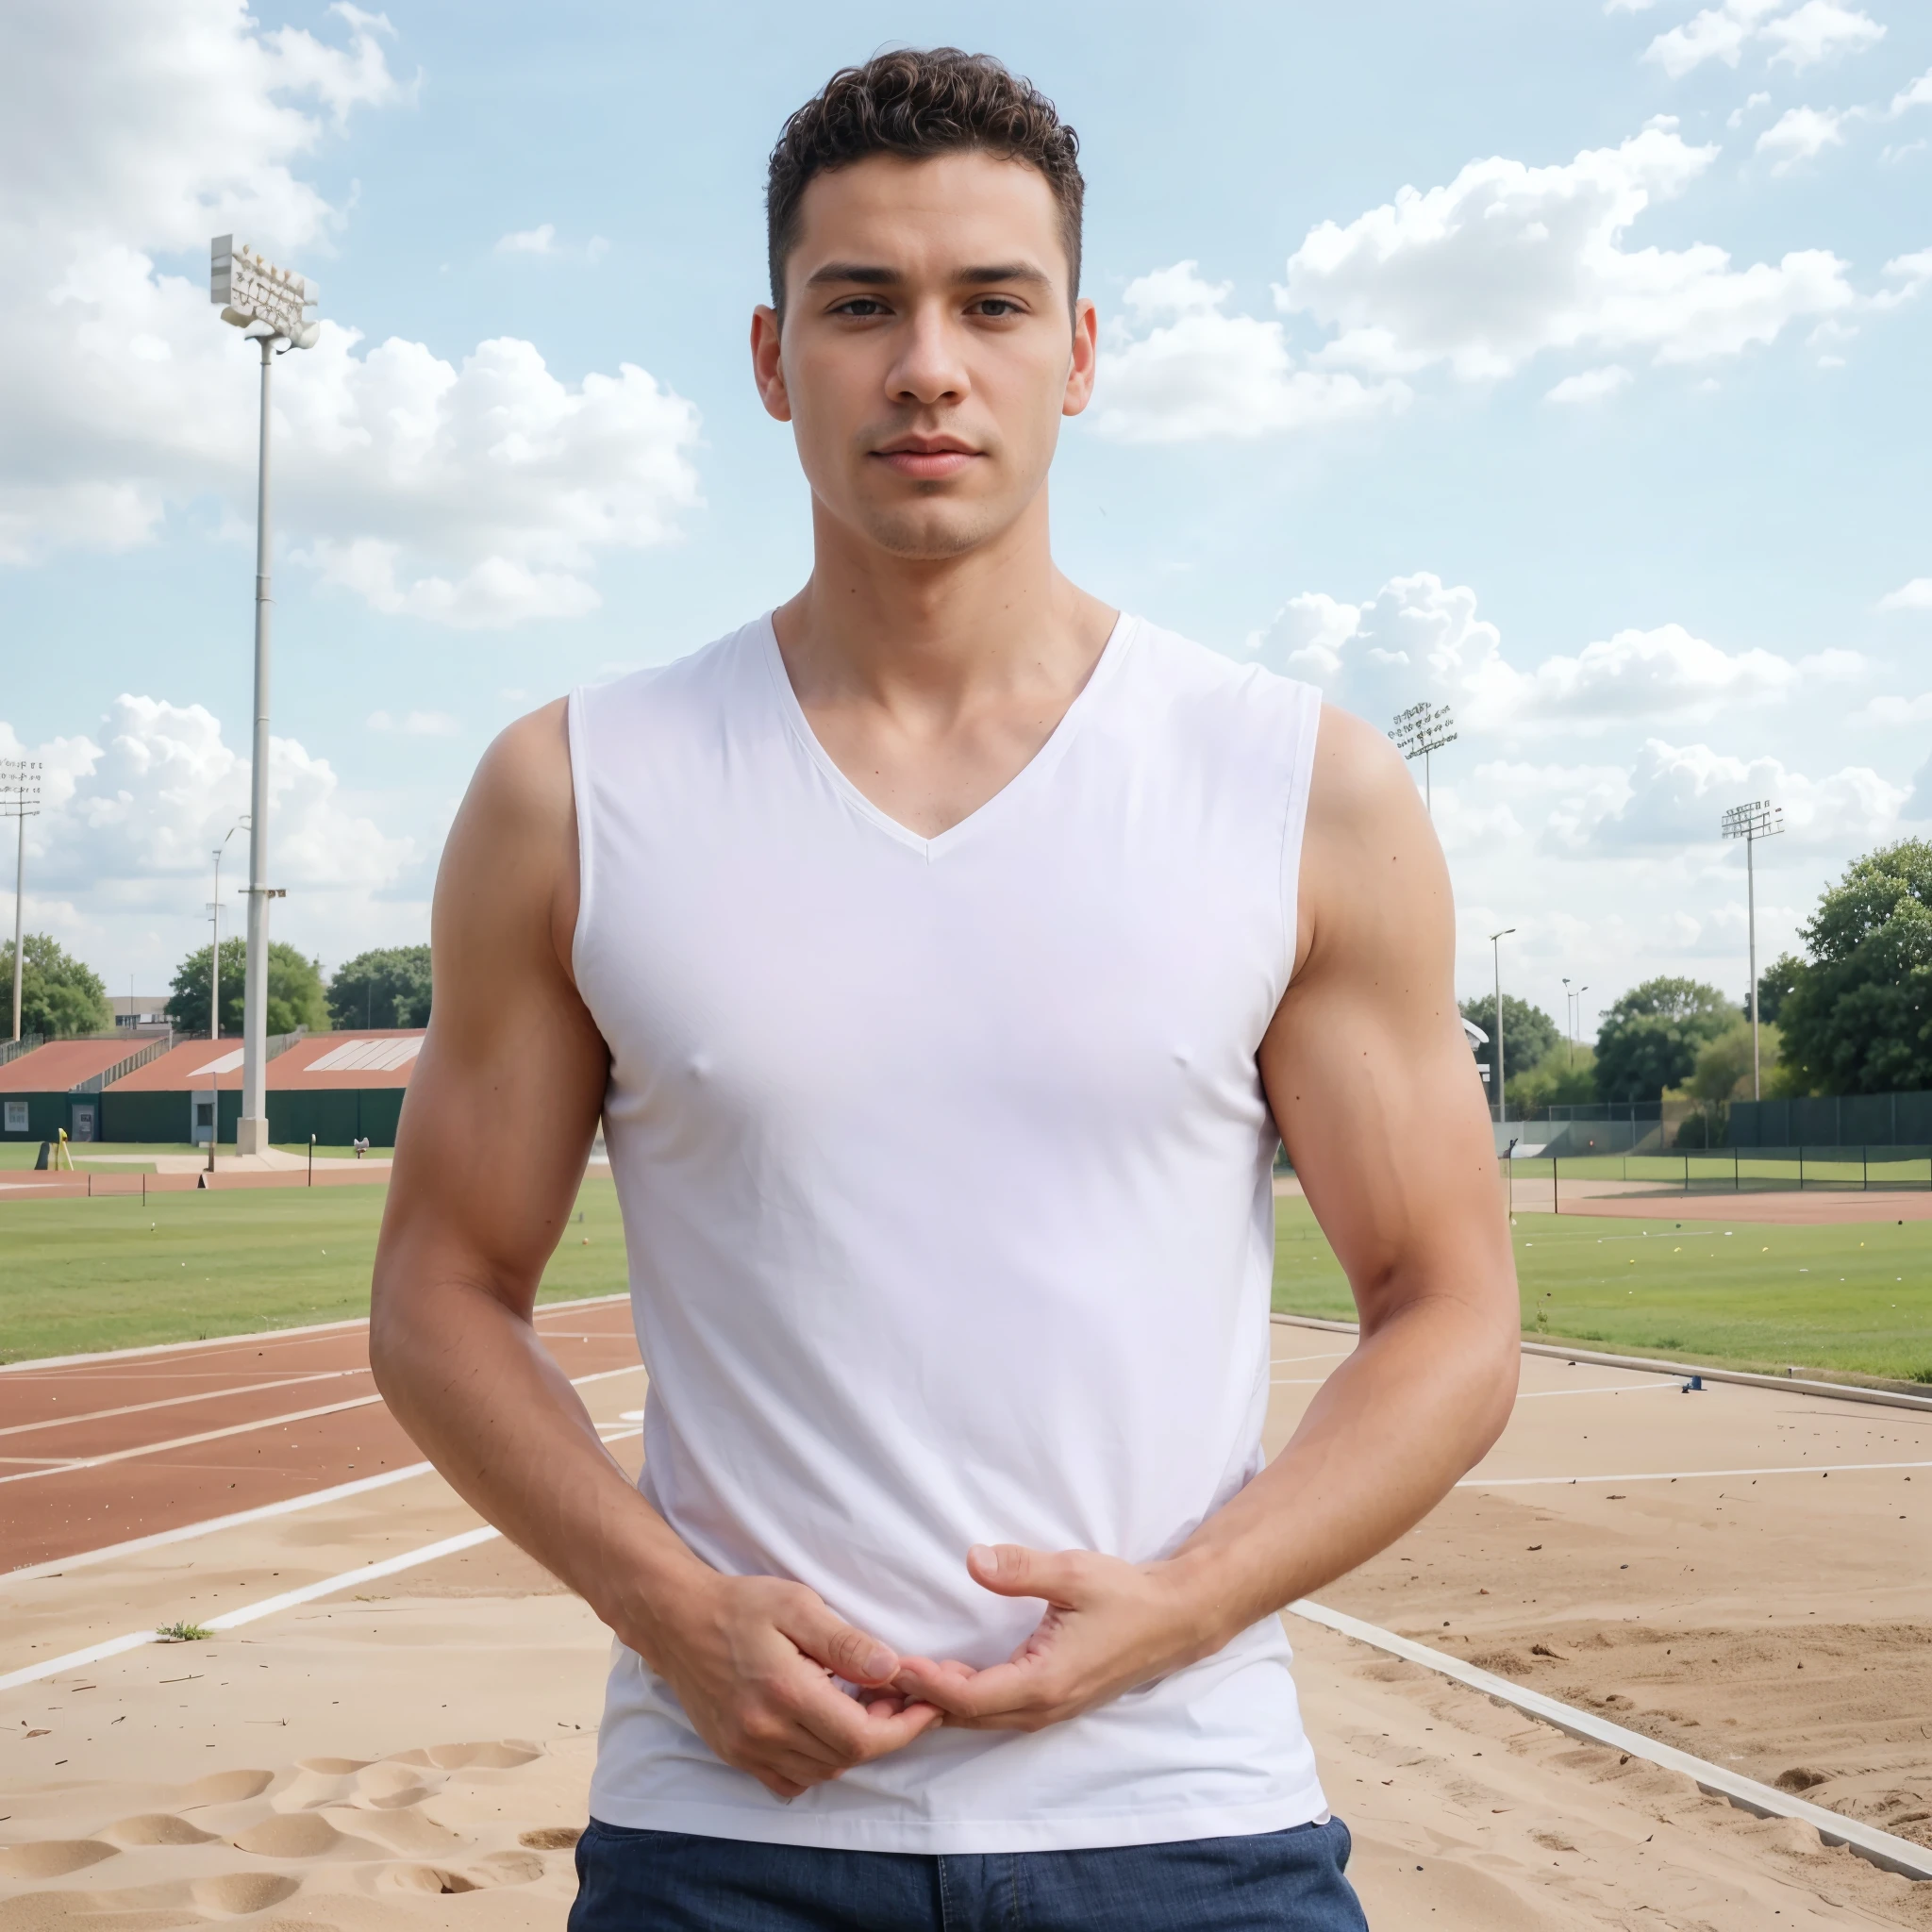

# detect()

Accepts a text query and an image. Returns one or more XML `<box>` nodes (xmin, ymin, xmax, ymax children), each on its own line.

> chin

<box><xmin>858</xmin><ymin>499</ymin><xmax>1008</xmax><ymax>561</ymax></box>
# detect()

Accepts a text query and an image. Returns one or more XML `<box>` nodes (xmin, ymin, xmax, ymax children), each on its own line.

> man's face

<box><xmin>752</xmin><ymin>151</ymin><xmax>1097</xmax><ymax>560</ymax></box>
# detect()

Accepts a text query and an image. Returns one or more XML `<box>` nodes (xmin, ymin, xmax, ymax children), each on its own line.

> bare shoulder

<box><xmin>1292</xmin><ymin>703</ymin><xmax>1445</xmax><ymax>982</ymax></box>
<box><xmin>437</xmin><ymin>698</ymin><xmax>578</xmax><ymax>981</ymax></box>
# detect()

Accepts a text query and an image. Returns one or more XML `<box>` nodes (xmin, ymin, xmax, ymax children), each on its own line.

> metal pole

<box><xmin>209</xmin><ymin>849</ymin><xmax>222</xmax><ymax>1041</ymax></box>
<box><xmin>239</xmin><ymin>336</ymin><xmax>274</xmax><ymax>1156</ymax></box>
<box><xmin>9</xmin><ymin>806</ymin><xmax>23</xmax><ymax>1043</ymax></box>
<box><xmin>1747</xmin><ymin>827</ymin><xmax>1760</xmax><ymax>1101</ymax></box>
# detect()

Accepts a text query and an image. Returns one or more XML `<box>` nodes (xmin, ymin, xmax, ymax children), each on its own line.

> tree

<box><xmin>1593</xmin><ymin>976</ymin><xmax>1733</xmax><ymax>1103</ymax></box>
<box><xmin>1459</xmin><ymin>994</ymin><xmax>1558</xmax><ymax>1096</ymax></box>
<box><xmin>1506</xmin><ymin>1042</ymin><xmax>1598</xmax><ymax>1112</ymax></box>
<box><xmin>1777</xmin><ymin>839</ymin><xmax>1932</xmax><ymax>1094</ymax></box>
<box><xmin>1686</xmin><ymin>1020</ymin><xmax>1779</xmax><ymax>1103</ymax></box>
<box><xmin>168</xmin><ymin>941</ymin><xmax>328</xmax><ymax>1039</ymax></box>
<box><xmin>1751</xmin><ymin>953</ymin><xmax>1806</xmax><ymax>1027</ymax></box>
<box><xmin>13</xmin><ymin>934</ymin><xmax>112</xmax><ymax>1038</ymax></box>
<box><xmin>327</xmin><ymin>945</ymin><xmax>431</xmax><ymax>1031</ymax></box>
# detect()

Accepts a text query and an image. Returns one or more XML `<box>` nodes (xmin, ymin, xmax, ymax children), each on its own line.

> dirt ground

<box><xmin>2</xmin><ymin>1328</ymin><xmax>1928</xmax><ymax>1926</ymax></box>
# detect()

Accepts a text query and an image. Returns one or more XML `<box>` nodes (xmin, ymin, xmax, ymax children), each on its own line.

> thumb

<box><xmin>777</xmin><ymin>1597</ymin><xmax>900</xmax><ymax>1687</ymax></box>
<box><xmin>967</xmin><ymin>1543</ymin><xmax>1085</xmax><ymax>1603</ymax></box>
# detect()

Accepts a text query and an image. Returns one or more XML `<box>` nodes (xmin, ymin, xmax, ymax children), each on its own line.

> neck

<box><xmin>775</xmin><ymin>489</ymin><xmax>1106</xmax><ymax>710</ymax></box>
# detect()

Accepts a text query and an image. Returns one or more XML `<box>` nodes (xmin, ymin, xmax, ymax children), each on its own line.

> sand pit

<box><xmin>3</xmin><ymin>1325</ymin><xmax>1928</xmax><ymax>1926</ymax></box>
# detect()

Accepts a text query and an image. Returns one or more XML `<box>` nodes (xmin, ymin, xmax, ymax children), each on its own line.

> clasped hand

<box><xmin>641</xmin><ymin>1546</ymin><xmax>1218</xmax><ymax>1799</ymax></box>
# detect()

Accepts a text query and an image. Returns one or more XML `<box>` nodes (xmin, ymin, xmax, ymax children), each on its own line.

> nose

<box><xmin>886</xmin><ymin>299</ymin><xmax>969</xmax><ymax>409</ymax></box>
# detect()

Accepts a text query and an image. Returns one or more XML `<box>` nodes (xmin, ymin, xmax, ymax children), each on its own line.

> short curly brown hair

<box><xmin>766</xmin><ymin>48</ymin><xmax>1084</xmax><ymax>319</ymax></box>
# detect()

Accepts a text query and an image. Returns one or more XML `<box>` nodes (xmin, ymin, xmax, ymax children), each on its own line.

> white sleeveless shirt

<box><xmin>573</xmin><ymin>613</ymin><xmax>1327</xmax><ymax>1852</ymax></box>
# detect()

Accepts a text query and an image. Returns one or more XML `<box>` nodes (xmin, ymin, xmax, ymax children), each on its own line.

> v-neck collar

<box><xmin>758</xmin><ymin>610</ymin><xmax>1133</xmax><ymax>860</ymax></box>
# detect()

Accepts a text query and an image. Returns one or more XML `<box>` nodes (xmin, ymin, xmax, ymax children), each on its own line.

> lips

<box><xmin>873</xmin><ymin>438</ymin><xmax>979</xmax><ymax>481</ymax></box>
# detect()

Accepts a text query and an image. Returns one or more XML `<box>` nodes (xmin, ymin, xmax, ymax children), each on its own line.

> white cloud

<box><xmin>1607</xmin><ymin>0</ymin><xmax>1663</xmax><ymax>11</ymax></box>
<box><xmin>0</xmin><ymin>2</ymin><xmax>702</xmax><ymax>626</ymax></box>
<box><xmin>1877</xmin><ymin>576</ymin><xmax>1932</xmax><ymax>611</ymax></box>
<box><xmin>1545</xmin><ymin>363</ymin><xmax>1633</xmax><ymax>403</ymax></box>
<box><xmin>1872</xmin><ymin>249</ymin><xmax>1932</xmax><ymax>310</ymax></box>
<box><xmin>1559</xmin><ymin>738</ymin><xmax>1905</xmax><ymax>852</ymax></box>
<box><xmin>1249</xmin><ymin>572</ymin><xmax>1862</xmax><ymax>738</ymax></box>
<box><xmin>496</xmin><ymin>224</ymin><xmax>557</xmax><ymax>256</ymax></box>
<box><xmin>1756</xmin><ymin>104</ymin><xmax>1850</xmax><ymax>169</ymax></box>
<box><xmin>1090</xmin><ymin>262</ymin><xmax>1409</xmax><ymax>442</ymax></box>
<box><xmin>1279</xmin><ymin>121</ymin><xmax>1853</xmax><ymax>383</ymax></box>
<box><xmin>1642</xmin><ymin>0</ymin><xmax>1880</xmax><ymax>77</ymax></box>
<box><xmin>1761</xmin><ymin>2</ymin><xmax>1885</xmax><ymax>71</ymax></box>
<box><xmin>367</xmin><ymin>708</ymin><xmax>460</xmax><ymax>736</ymax></box>
<box><xmin>1861</xmin><ymin>692</ymin><xmax>1932</xmax><ymax>725</ymax></box>
<box><xmin>1644</xmin><ymin>2</ymin><xmax>1783</xmax><ymax>78</ymax></box>
<box><xmin>6</xmin><ymin>703</ymin><xmax>413</xmax><ymax>927</ymax></box>
<box><xmin>1892</xmin><ymin>67</ymin><xmax>1932</xmax><ymax>113</ymax></box>
<box><xmin>1727</xmin><ymin>91</ymin><xmax>1774</xmax><ymax>127</ymax></box>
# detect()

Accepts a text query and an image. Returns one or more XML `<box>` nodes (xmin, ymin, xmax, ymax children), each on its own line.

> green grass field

<box><xmin>1274</xmin><ymin>1196</ymin><xmax>1932</xmax><ymax>1382</ymax></box>
<box><xmin>4</xmin><ymin>1173</ymin><xmax>1928</xmax><ymax>1379</ymax></box>
<box><xmin>0</xmin><ymin>1175</ymin><xmax>629</xmax><ymax>1362</ymax></box>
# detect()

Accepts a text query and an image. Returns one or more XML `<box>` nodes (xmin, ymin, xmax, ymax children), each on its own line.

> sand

<box><xmin>4</xmin><ymin>1335</ymin><xmax>1929</xmax><ymax>1926</ymax></box>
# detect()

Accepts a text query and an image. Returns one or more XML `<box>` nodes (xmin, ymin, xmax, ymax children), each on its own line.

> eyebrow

<box><xmin>803</xmin><ymin>261</ymin><xmax>1052</xmax><ymax>291</ymax></box>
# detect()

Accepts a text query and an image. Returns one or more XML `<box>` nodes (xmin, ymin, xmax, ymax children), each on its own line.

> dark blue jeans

<box><xmin>570</xmin><ymin>1817</ymin><xmax>1369</xmax><ymax>1931</ymax></box>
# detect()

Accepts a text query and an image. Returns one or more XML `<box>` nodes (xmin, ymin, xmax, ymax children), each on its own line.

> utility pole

<box><xmin>1721</xmin><ymin>800</ymin><xmax>1784</xmax><ymax>1101</ymax></box>
<box><xmin>212</xmin><ymin>237</ymin><xmax>318</xmax><ymax>1155</ymax></box>
<box><xmin>1391</xmin><ymin>702</ymin><xmax>1457</xmax><ymax>817</ymax></box>
<box><xmin>2</xmin><ymin>760</ymin><xmax>42</xmax><ymax>1043</ymax></box>
<box><xmin>1490</xmin><ymin>926</ymin><xmax>1517</xmax><ymax>1124</ymax></box>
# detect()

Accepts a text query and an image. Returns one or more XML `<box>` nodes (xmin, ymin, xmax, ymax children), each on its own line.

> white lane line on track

<box><xmin>0</xmin><ymin>1292</ymin><xmax>632</xmax><ymax>1375</ymax></box>
<box><xmin>0</xmin><ymin>1394</ymin><xmax>388</xmax><ymax>1487</ymax></box>
<box><xmin>1457</xmin><ymin>1458</ymin><xmax>1932</xmax><ymax>1488</ymax></box>
<box><xmin>1513</xmin><ymin>1383</ymin><xmax>1681</xmax><ymax>1400</ymax></box>
<box><xmin>0</xmin><ymin>1426</ymin><xmax>642</xmax><ymax>1695</ymax></box>
<box><xmin>1</xmin><ymin>1365</ymin><xmax>647</xmax><ymax>1585</ymax></box>
<box><xmin>0</xmin><ymin>1368</ymin><xmax>367</xmax><ymax>1439</ymax></box>
<box><xmin>0</xmin><ymin>1304</ymin><xmax>639</xmax><ymax>1483</ymax></box>
<box><xmin>1285</xmin><ymin>1596</ymin><xmax>1932</xmax><ymax>1882</ymax></box>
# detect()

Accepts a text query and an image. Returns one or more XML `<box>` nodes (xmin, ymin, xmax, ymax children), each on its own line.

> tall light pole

<box><xmin>212</xmin><ymin>237</ymin><xmax>318</xmax><ymax>1155</ymax></box>
<box><xmin>1490</xmin><ymin>926</ymin><xmax>1516</xmax><ymax>1124</ymax></box>
<box><xmin>1722</xmin><ymin>799</ymin><xmax>1785</xmax><ymax>1101</ymax></box>
<box><xmin>3</xmin><ymin>760</ymin><xmax>43</xmax><ymax>1044</ymax></box>
<box><xmin>1391</xmin><ymin>702</ymin><xmax>1457</xmax><ymax>816</ymax></box>
<box><xmin>208</xmin><ymin>822</ymin><xmax>244</xmax><ymax>1041</ymax></box>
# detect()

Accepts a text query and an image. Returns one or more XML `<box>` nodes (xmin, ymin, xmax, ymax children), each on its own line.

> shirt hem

<box><xmin>579</xmin><ymin>1786</ymin><xmax>1329</xmax><ymax>1855</ymax></box>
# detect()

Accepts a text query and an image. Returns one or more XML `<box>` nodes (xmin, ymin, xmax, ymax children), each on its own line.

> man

<box><xmin>371</xmin><ymin>47</ymin><xmax>1518</xmax><ymax>1931</ymax></box>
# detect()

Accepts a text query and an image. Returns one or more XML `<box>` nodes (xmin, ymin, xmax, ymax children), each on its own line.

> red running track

<box><xmin>0</xmin><ymin>1296</ymin><xmax>641</xmax><ymax>1572</ymax></box>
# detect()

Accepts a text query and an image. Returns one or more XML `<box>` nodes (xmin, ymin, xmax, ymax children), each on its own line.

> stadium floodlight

<box><xmin>212</xmin><ymin>237</ymin><xmax>318</xmax><ymax>1155</ymax></box>
<box><xmin>2</xmin><ymin>759</ymin><xmax>42</xmax><ymax>1043</ymax></box>
<box><xmin>1722</xmin><ymin>799</ymin><xmax>1785</xmax><ymax>1102</ymax></box>
<box><xmin>1489</xmin><ymin>926</ymin><xmax>1516</xmax><ymax>1126</ymax></box>
<box><xmin>1391</xmin><ymin>702</ymin><xmax>1457</xmax><ymax>816</ymax></box>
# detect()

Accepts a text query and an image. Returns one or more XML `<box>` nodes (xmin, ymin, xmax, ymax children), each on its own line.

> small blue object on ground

<box><xmin>1681</xmin><ymin>1375</ymin><xmax>1705</xmax><ymax>1392</ymax></box>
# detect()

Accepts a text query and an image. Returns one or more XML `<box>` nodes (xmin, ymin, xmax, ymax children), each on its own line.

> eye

<box><xmin>832</xmin><ymin>296</ymin><xmax>890</xmax><ymax>317</ymax></box>
<box><xmin>971</xmin><ymin>297</ymin><xmax>1024</xmax><ymax>317</ymax></box>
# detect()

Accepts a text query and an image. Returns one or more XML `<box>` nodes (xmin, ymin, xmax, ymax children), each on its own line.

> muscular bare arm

<box><xmin>369</xmin><ymin>703</ymin><xmax>940</xmax><ymax>1793</ymax></box>
<box><xmin>894</xmin><ymin>704</ymin><xmax>1520</xmax><ymax>1726</ymax></box>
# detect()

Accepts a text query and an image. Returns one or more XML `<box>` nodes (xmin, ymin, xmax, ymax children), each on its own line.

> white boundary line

<box><xmin>0</xmin><ymin>1367</ymin><xmax>364</xmax><ymax>1438</ymax></box>
<box><xmin>0</xmin><ymin>1421</ymin><xmax>643</xmax><ymax>1692</ymax></box>
<box><xmin>1269</xmin><ymin>1312</ymin><xmax>1932</xmax><ymax>1415</ymax></box>
<box><xmin>0</xmin><ymin>1292</ymin><xmax>632</xmax><ymax>1375</ymax></box>
<box><xmin>1285</xmin><ymin>1595</ymin><xmax>1932</xmax><ymax>1882</ymax></box>
<box><xmin>1459</xmin><ymin>1458</ymin><xmax>1932</xmax><ymax>1489</ymax></box>
<box><xmin>1</xmin><ymin>1364</ymin><xmax>645</xmax><ymax>1584</ymax></box>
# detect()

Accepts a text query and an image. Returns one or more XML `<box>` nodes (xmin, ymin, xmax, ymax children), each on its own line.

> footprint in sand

<box><xmin>229</xmin><ymin>1813</ymin><xmax>383</xmax><ymax>1861</ymax></box>
<box><xmin>102</xmin><ymin>1815</ymin><xmax>219</xmax><ymax>1848</ymax></box>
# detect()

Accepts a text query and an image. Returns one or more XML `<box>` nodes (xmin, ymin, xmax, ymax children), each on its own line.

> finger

<box><xmin>892</xmin><ymin>1655</ymin><xmax>1041</xmax><ymax>1721</ymax></box>
<box><xmin>775</xmin><ymin>1597</ymin><xmax>900</xmax><ymax>1687</ymax></box>
<box><xmin>967</xmin><ymin>1542</ymin><xmax>1087</xmax><ymax>1604</ymax></box>
<box><xmin>784</xmin><ymin>1663</ymin><xmax>941</xmax><ymax>1762</ymax></box>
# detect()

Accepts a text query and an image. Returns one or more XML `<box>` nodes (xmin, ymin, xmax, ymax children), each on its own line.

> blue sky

<box><xmin>3</xmin><ymin>0</ymin><xmax>1928</xmax><ymax>1038</ymax></box>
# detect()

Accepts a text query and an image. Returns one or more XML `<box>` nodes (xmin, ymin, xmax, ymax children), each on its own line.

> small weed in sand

<box><xmin>157</xmin><ymin>1621</ymin><xmax>213</xmax><ymax>1642</ymax></box>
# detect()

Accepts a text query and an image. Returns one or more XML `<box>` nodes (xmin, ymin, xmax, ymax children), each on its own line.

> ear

<box><xmin>1062</xmin><ymin>296</ymin><xmax>1098</xmax><ymax>419</ymax></box>
<box><xmin>750</xmin><ymin>305</ymin><xmax>792</xmax><ymax>423</ymax></box>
